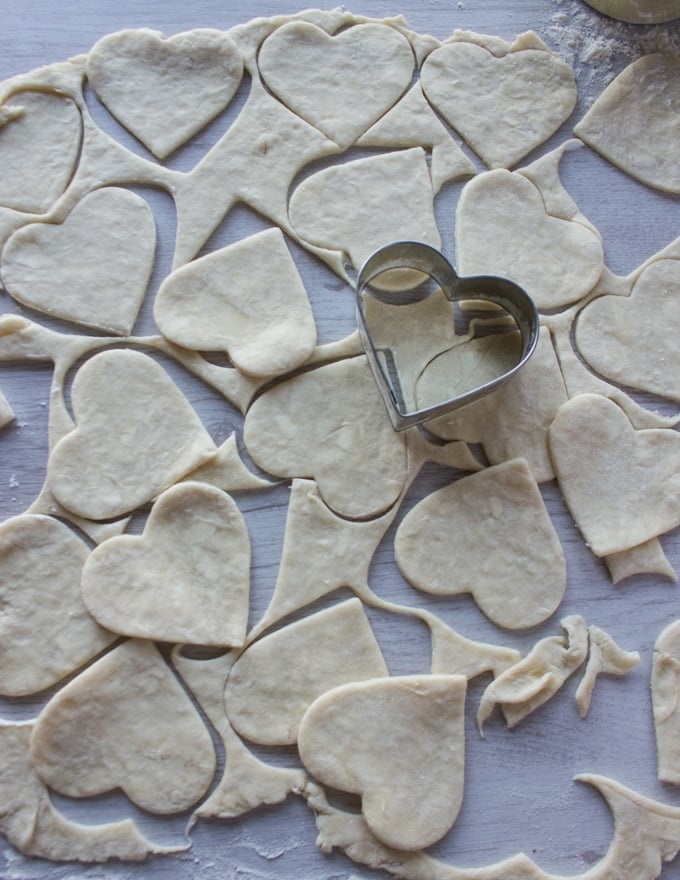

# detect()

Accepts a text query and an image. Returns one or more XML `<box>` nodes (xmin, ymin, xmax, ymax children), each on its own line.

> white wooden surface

<box><xmin>1</xmin><ymin>1</ymin><xmax>680</xmax><ymax>878</ymax></box>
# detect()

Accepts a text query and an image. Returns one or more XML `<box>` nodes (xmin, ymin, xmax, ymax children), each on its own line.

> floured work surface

<box><xmin>1</xmin><ymin>3</ymin><xmax>680</xmax><ymax>879</ymax></box>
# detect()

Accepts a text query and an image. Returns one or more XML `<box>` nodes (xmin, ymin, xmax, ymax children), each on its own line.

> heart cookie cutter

<box><xmin>356</xmin><ymin>241</ymin><xmax>539</xmax><ymax>431</ymax></box>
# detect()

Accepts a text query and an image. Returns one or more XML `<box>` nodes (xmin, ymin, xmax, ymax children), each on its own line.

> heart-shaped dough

<box><xmin>421</xmin><ymin>35</ymin><xmax>577</xmax><ymax>168</ymax></box>
<box><xmin>288</xmin><ymin>148</ymin><xmax>440</xmax><ymax>272</ymax></box>
<box><xmin>258</xmin><ymin>21</ymin><xmax>414</xmax><ymax>148</ymax></box>
<box><xmin>226</xmin><ymin>600</ymin><xmax>388</xmax><ymax>745</ymax></box>
<box><xmin>395</xmin><ymin>459</ymin><xmax>566</xmax><ymax>629</ymax></box>
<box><xmin>549</xmin><ymin>394</ymin><xmax>680</xmax><ymax>556</ymax></box>
<box><xmin>455</xmin><ymin>169</ymin><xmax>604</xmax><ymax>310</ymax></box>
<box><xmin>243</xmin><ymin>355</ymin><xmax>408</xmax><ymax>519</ymax></box>
<box><xmin>30</xmin><ymin>639</ymin><xmax>216</xmax><ymax>814</ymax></box>
<box><xmin>86</xmin><ymin>28</ymin><xmax>243</xmax><ymax>159</ymax></box>
<box><xmin>81</xmin><ymin>482</ymin><xmax>250</xmax><ymax>647</ymax></box>
<box><xmin>2</xmin><ymin>187</ymin><xmax>155</xmax><ymax>334</ymax></box>
<box><xmin>48</xmin><ymin>349</ymin><xmax>216</xmax><ymax>521</ymax></box>
<box><xmin>0</xmin><ymin>515</ymin><xmax>115</xmax><ymax>696</ymax></box>
<box><xmin>298</xmin><ymin>674</ymin><xmax>467</xmax><ymax>851</ymax></box>
<box><xmin>576</xmin><ymin>259</ymin><xmax>680</xmax><ymax>400</ymax></box>
<box><xmin>574</xmin><ymin>54</ymin><xmax>680</xmax><ymax>194</ymax></box>
<box><xmin>0</xmin><ymin>90</ymin><xmax>81</xmax><ymax>214</ymax></box>
<box><xmin>154</xmin><ymin>228</ymin><xmax>316</xmax><ymax>378</ymax></box>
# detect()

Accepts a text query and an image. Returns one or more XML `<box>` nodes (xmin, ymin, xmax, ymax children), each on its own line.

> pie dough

<box><xmin>395</xmin><ymin>459</ymin><xmax>566</xmax><ymax>629</ymax></box>
<box><xmin>575</xmin><ymin>626</ymin><xmax>639</xmax><ymax>719</ymax></box>
<box><xmin>652</xmin><ymin>620</ymin><xmax>680</xmax><ymax>784</ymax></box>
<box><xmin>298</xmin><ymin>674</ymin><xmax>467</xmax><ymax>851</ymax></box>
<box><xmin>574</xmin><ymin>54</ymin><xmax>680</xmax><ymax>194</ymax></box>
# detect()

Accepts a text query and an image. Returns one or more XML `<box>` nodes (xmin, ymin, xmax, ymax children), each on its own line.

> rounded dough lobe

<box><xmin>298</xmin><ymin>674</ymin><xmax>467</xmax><ymax>851</ymax></box>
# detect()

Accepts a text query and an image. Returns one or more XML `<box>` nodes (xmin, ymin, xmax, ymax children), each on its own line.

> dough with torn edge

<box><xmin>605</xmin><ymin>537</ymin><xmax>677</xmax><ymax>585</ymax></box>
<box><xmin>575</xmin><ymin>625</ymin><xmax>639</xmax><ymax>718</ymax></box>
<box><xmin>395</xmin><ymin>458</ymin><xmax>566</xmax><ymax>630</ymax></box>
<box><xmin>154</xmin><ymin>227</ymin><xmax>316</xmax><ymax>378</ymax></box>
<box><xmin>298</xmin><ymin>674</ymin><xmax>467</xmax><ymax>852</ymax></box>
<box><xmin>477</xmin><ymin>615</ymin><xmax>588</xmax><ymax>731</ymax></box>
<box><xmin>30</xmin><ymin>639</ymin><xmax>216</xmax><ymax>814</ymax></box>
<box><xmin>172</xmin><ymin>649</ymin><xmax>308</xmax><ymax>822</ymax></box>
<box><xmin>81</xmin><ymin>482</ymin><xmax>250</xmax><ymax>647</ymax></box>
<box><xmin>455</xmin><ymin>168</ymin><xmax>604</xmax><ymax>310</ymax></box>
<box><xmin>48</xmin><ymin>348</ymin><xmax>217</xmax><ymax>521</ymax></box>
<box><xmin>0</xmin><ymin>515</ymin><xmax>115</xmax><ymax>697</ymax></box>
<box><xmin>425</xmin><ymin>326</ymin><xmax>568</xmax><ymax>483</ymax></box>
<box><xmin>243</xmin><ymin>355</ymin><xmax>408</xmax><ymax>519</ymax></box>
<box><xmin>0</xmin><ymin>89</ymin><xmax>81</xmax><ymax>214</ymax></box>
<box><xmin>181</xmin><ymin>433</ymin><xmax>274</xmax><ymax>491</ymax></box>
<box><xmin>288</xmin><ymin>148</ymin><xmax>440</xmax><ymax>273</ymax></box>
<box><xmin>0</xmin><ymin>721</ymin><xmax>181</xmax><ymax>862</ymax></box>
<box><xmin>576</xmin><ymin>259</ymin><xmax>680</xmax><ymax>401</ymax></box>
<box><xmin>652</xmin><ymin>619</ymin><xmax>680</xmax><ymax>784</ymax></box>
<box><xmin>86</xmin><ymin>28</ymin><xmax>244</xmax><ymax>159</ymax></box>
<box><xmin>420</xmin><ymin>31</ymin><xmax>577</xmax><ymax>169</ymax></box>
<box><xmin>574</xmin><ymin>54</ymin><xmax>680</xmax><ymax>194</ymax></box>
<box><xmin>226</xmin><ymin>599</ymin><xmax>388</xmax><ymax>745</ymax></box>
<box><xmin>305</xmin><ymin>772</ymin><xmax>680</xmax><ymax>880</ymax></box>
<box><xmin>549</xmin><ymin>393</ymin><xmax>680</xmax><ymax>557</ymax></box>
<box><xmin>2</xmin><ymin>186</ymin><xmax>156</xmax><ymax>335</ymax></box>
<box><xmin>258</xmin><ymin>21</ymin><xmax>414</xmax><ymax>150</ymax></box>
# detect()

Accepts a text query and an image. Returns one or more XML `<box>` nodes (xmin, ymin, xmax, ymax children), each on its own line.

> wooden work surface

<box><xmin>1</xmin><ymin>1</ymin><xmax>680</xmax><ymax>878</ymax></box>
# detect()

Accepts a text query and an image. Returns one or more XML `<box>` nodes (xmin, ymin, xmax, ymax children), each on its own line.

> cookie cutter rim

<box><xmin>355</xmin><ymin>240</ymin><xmax>540</xmax><ymax>431</ymax></box>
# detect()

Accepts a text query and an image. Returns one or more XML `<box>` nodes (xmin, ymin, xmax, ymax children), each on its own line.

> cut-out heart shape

<box><xmin>549</xmin><ymin>394</ymin><xmax>680</xmax><ymax>557</ymax></box>
<box><xmin>288</xmin><ymin>148</ymin><xmax>440</xmax><ymax>272</ymax></box>
<box><xmin>86</xmin><ymin>28</ymin><xmax>244</xmax><ymax>159</ymax></box>
<box><xmin>574</xmin><ymin>54</ymin><xmax>680</xmax><ymax>194</ymax></box>
<box><xmin>395</xmin><ymin>459</ymin><xmax>566</xmax><ymax>629</ymax></box>
<box><xmin>48</xmin><ymin>349</ymin><xmax>216</xmax><ymax>521</ymax></box>
<box><xmin>30</xmin><ymin>639</ymin><xmax>216</xmax><ymax>814</ymax></box>
<box><xmin>576</xmin><ymin>259</ymin><xmax>680</xmax><ymax>400</ymax></box>
<box><xmin>243</xmin><ymin>355</ymin><xmax>408</xmax><ymax>519</ymax></box>
<box><xmin>421</xmin><ymin>35</ymin><xmax>577</xmax><ymax>169</ymax></box>
<box><xmin>0</xmin><ymin>90</ymin><xmax>81</xmax><ymax>214</ymax></box>
<box><xmin>258</xmin><ymin>21</ymin><xmax>414</xmax><ymax>149</ymax></box>
<box><xmin>81</xmin><ymin>482</ymin><xmax>250</xmax><ymax>647</ymax></box>
<box><xmin>298</xmin><ymin>674</ymin><xmax>467</xmax><ymax>851</ymax></box>
<box><xmin>0</xmin><ymin>515</ymin><xmax>115</xmax><ymax>696</ymax></box>
<box><xmin>226</xmin><ymin>599</ymin><xmax>388</xmax><ymax>745</ymax></box>
<box><xmin>154</xmin><ymin>227</ymin><xmax>316</xmax><ymax>378</ymax></box>
<box><xmin>455</xmin><ymin>169</ymin><xmax>604</xmax><ymax>310</ymax></box>
<box><xmin>2</xmin><ymin>187</ymin><xmax>155</xmax><ymax>334</ymax></box>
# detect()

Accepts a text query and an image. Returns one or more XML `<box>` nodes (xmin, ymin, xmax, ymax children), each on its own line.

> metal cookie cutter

<box><xmin>356</xmin><ymin>241</ymin><xmax>539</xmax><ymax>431</ymax></box>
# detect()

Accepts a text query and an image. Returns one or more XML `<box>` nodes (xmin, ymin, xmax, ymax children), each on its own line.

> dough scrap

<box><xmin>455</xmin><ymin>168</ymin><xmax>604</xmax><ymax>310</ymax></box>
<box><xmin>477</xmin><ymin>615</ymin><xmax>588</xmax><ymax>731</ymax></box>
<box><xmin>2</xmin><ymin>186</ymin><xmax>156</xmax><ymax>335</ymax></box>
<box><xmin>30</xmin><ymin>639</ymin><xmax>216</xmax><ymax>814</ymax></box>
<box><xmin>0</xmin><ymin>721</ymin><xmax>180</xmax><ymax>862</ymax></box>
<box><xmin>576</xmin><ymin>259</ymin><xmax>680</xmax><ymax>401</ymax></box>
<box><xmin>48</xmin><ymin>348</ymin><xmax>216</xmax><ymax>520</ymax></box>
<box><xmin>243</xmin><ymin>356</ymin><xmax>408</xmax><ymax>519</ymax></box>
<box><xmin>226</xmin><ymin>599</ymin><xmax>388</xmax><ymax>745</ymax></box>
<box><xmin>81</xmin><ymin>482</ymin><xmax>250</xmax><ymax>647</ymax></box>
<box><xmin>86</xmin><ymin>28</ymin><xmax>244</xmax><ymax>159</ymax></box>
<box><xmin>0</xmin><ymin>514</ymin><xmax>115</xmax><ymax>696</ymax></box>
<box><xmin>298</xmin><ymin>674</ymin><xmax>467</xmax><ymax>852</ymax></box>
<box><xmin>182</xmin><ymin>433</ymin><xmax>274</xmax><ymax>491</ymax></box>
<box><xmin>288</xmin><ymin>148</ymin><xmax>440</xmax><ymax>272</ymax></box>
<box><xmin>395</xmin><ymin>459</ymin><xmax>566</xmax><ymax>629</ymax></box>
<box><xmin>575</xmin><ymin>626</ymin><xmax>640</xmax><ymax>718</ymax></box>
<box><xmin>549</xmin><ymin>394</ymin><xmax>680</xmax><ymax>557</ymax></box>
<box><xmin>425</xmin><ymin>326</ymin><xmax>568</xmax><ymax>483</ymax></box>
<box><xmin>155</xmin><ymin>227</ymin><xmax>317</xmax><ymax>378</ymax></box>
<box><xmin>0</xmin><ymin>89</ymin><xmax>81</xmax><ymax>214</ymax></box>
<box><xmin>581</xmin><ymin>0</ymin><xmax>680</xmax><ymax>21</ymax></box>
<box><xmin>652</xmin><ymin>620</ymin><xmax>680</xmax><ymax>784</ymax></box>
<box><xmin>258</xmin><ymin>21</ymin><xmax>414</xmax><ymax>149</ymax></box>
<box><xmin>420</xmin><ymin>32</ymin><xmax>577</xmax><ymax>169</ymax></box>
<box><xmin>605</xmin><ymin>538</ymin><xmax>678</xmax><ymax>585</ymax></box>
<box><xmin>574</xmin><ymin>54</ymin><xmax>680</xmax><ymax>194</ymax></box>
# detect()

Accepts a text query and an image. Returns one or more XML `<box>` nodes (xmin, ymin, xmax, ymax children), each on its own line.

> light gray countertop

<box><xmin>1</xmin><ymin>1</ymin><xmax>680</xmax><ymax>878</ymax></box>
